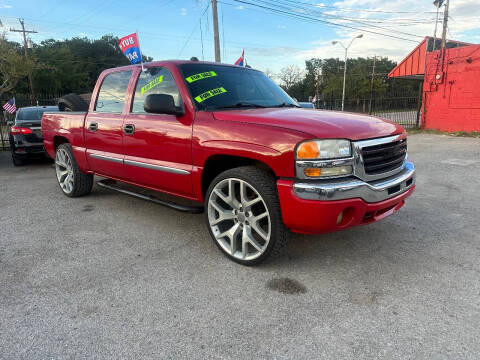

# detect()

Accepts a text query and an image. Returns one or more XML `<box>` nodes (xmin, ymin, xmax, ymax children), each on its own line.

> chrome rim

<box><xmin>208</xmin><ymin>178</ymin><xmax>271</xmax><ymax>261</ymax></box>
<box><xmin>55</xmin><ymin>148</ymin><xmax>74</xmax><ymax>194</ymax></box>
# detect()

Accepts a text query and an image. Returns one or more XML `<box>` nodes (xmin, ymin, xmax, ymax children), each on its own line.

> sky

<box><xmin>1</xmin><ymin>0</ymin><xmax>480</xmax><ymax>73</ymax></box>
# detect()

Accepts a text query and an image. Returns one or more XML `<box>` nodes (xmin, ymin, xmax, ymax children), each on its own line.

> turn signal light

<box><xmin>304</xmin><ymin>168</ymin><xmax>322</xmax><ymax>177</ymax></box>
<box><xmin>10</xmin><ymin>126</ymin><xmax>33</xmax><ymax>135</ymax></box>
<box><xmin>297</xmin><ymin>141</ymin><xmax>319</xmax><ymax>159</ymax></box>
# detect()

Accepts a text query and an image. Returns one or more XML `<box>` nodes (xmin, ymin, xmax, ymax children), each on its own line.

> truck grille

<box><xmin>361</xmin><ymin>139</ymin><xmax>407</xmax><ymax>175</ymax></box>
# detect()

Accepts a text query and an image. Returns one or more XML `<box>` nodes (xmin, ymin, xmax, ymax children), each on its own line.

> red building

<box><xmin>389</xmin><ymin>37</ymin><xmax>480</xmax><ymax>132</ymax></box>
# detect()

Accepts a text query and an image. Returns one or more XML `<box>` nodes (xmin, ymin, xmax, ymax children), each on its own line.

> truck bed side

<box><xmin>42</xmin><ymin>112</ymin><xmax>90</xmax><ymax>172</ymax></box>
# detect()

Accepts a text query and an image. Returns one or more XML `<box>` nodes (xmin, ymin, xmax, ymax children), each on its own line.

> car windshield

<box><xmin>178</xmin><ymin>63</ymin><xmax>298</xmax><ymax>111</ymax></box>
<box><xmin>16</xmin><ymin>107</ymin><xmax>58</xmax><ymax>121</ymax></box>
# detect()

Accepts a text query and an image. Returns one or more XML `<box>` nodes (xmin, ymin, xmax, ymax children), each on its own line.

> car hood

<box><xmin>212</xmin><ymin>108</ymin><xmax>404</xmax><ymax>141</ymax></box>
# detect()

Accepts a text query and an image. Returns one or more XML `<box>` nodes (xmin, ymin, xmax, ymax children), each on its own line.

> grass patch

<box><xmin>407</xmin><ymin>128</ymin><xmax>480</xmax><ymax>138</ymax></box>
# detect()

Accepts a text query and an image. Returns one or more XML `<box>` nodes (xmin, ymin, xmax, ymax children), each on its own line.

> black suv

<box><xmin>8</xmin><ymin>106</ymin><xmax>58</xmax><ymax>166</ymax></box>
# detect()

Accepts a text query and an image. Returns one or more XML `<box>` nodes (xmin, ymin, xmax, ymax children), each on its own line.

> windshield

<box><xmin>16</xmin><ymin>107</ymin><xmax>58</xmax><ymax>121</ymax></box>
<box><xmin>178</xmin><ymin>63</ymin><xmax>298</xmax><ymax>111</ymax></box>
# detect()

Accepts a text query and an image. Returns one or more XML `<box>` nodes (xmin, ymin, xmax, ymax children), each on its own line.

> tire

<box><xmin>11</xmin><ymin>150</ymin><xmax>24</xmax><ymax>166</ymax></box>
<box><xmin>55</xmin><ymin>143</ymin><xmax>93</xmax><ymax>197</ymax></box>
<box><xmin>204</xmin><ymin>166</ymin><xmax>289</xmax><ymax>265</ymax></box>
<box><xmin>58</xmin><ymin>93</ymin><xmax>89</xmax><ymax>112</ymax></box>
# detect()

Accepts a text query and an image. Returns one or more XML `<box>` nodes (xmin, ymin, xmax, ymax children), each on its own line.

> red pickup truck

<box><xmin>42</xmin><ymin>60</ymin><xmax>415</xmax><ymax>265</ymax></box>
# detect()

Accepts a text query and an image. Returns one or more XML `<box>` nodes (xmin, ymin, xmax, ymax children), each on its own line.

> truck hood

<box><xmin>212</xmin><ymin>108</ymin><xmax>404</xmax><ymax>141</ymax></box>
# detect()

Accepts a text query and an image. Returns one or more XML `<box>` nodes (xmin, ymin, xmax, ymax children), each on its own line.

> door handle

<box><xmin>89</xmin><ymin>122</ymin><xmax>98</xmax><ymax>132</ymax></box>
<box><xmin>123</xmin><ymin>124</ymin><xmax>135</xmax><ymax>135</ymax></box>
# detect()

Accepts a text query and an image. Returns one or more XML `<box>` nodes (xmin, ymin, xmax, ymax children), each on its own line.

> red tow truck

<box><xmin>42</xmin><ymin>60</ymin><xmax>415</xmax><ymax>265</ymax></box>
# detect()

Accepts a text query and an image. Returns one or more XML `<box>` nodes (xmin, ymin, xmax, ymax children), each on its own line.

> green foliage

<box><xmin>287</xmin><ymin>57</ymin><xmax>420</xmax><ymax>102</ymax></box>
<box><xmin>0</xmin><ymin>35</ymin><xmax>35</xmax><ymax>96</ymax></box>
<box><xmin>14</xmin><ymin>35</ymin><xmax>153</xmax><ymax>95</ymax></box>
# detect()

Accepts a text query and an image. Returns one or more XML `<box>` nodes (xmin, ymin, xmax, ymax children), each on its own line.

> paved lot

<box><xmin>1</xmin><ymin>133</ymin><xmax>479</xmax><ymax>359</ymax></box>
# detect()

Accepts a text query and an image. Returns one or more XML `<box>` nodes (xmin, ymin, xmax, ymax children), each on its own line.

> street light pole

<box><xmin>332</xmin><ymin>34</ymin><xmax>363</xmax><ymax>111</ymax></box>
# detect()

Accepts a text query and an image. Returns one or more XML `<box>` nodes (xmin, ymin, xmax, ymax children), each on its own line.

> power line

<box><xmin>177</xmin><ymin>2</ymin><xmax>211</xmax><ymax>58</ymax></box>
<box><xmin>279</xmin><ymin>0</ymin><xmax>442</xmax><ymax>15</ymax></box>
<box><xmin>0</xmin><ymin>14</ymin><xmax>282</xmax><ymax>51</ymax></box>
<box><xmin>255</xmin><ymin>0</ymin><xmax>425</xmax><ymax>39</ymax></box>
<box><xmin>228</xmin><ymin>0</ymin><xmax>419</xmax><ymax>43</ymax></box>
<box><xmin>274</xmin><ymin>0</ymin><xmax>439</xmax><ymax>24</ymax></box>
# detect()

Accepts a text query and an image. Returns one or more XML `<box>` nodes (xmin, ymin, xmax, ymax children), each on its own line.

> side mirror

<box><xmin>144</xmin><ymin>94</ymin><xmax>184</xmax><ymax>116</ymax></box>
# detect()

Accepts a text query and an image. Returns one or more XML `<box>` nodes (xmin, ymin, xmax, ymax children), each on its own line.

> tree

<box><xmin>262</xmin><ymin>68</ymin><xmax>276</xmax><ymax>80</ymax></box>
<box><xmin>278</xmin><ymin>65</ymin><xmax>303</xmax><ymax>91</ymax></box>
<box><xmin>0</xmin><ymin>34</ymin><xmax>34</xmax><ymax>96</ymax></box>
<box><xmin>13</xmin><ymin>35</ymin><xmax>153</xmax><ymax>95</ymax></box>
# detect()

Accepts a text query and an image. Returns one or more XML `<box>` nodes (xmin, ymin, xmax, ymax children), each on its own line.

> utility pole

<box><xmin>10</xmin><ymin>18</ymin><xmax>37</xmax><ymax>100</ymax></box>
<box><xmin>211</xmin><ymin>0</ymin><xmax>221</xmax><ymax>62</ymax></box>
<box><xmin>369</xmin><ymin>55</ymin><xmax>376</xmax><ymax>114</ymax></box>
<box><xmin>440</xmin><ymin>0</ymin><xmax>450</xmax><ymax>51</ymax></box>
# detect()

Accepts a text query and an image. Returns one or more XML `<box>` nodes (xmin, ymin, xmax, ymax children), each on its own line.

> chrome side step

<box><xmin>97</xmin><ymin>179</ymin><xmax>203</xmax><ymax>214</ymax></box>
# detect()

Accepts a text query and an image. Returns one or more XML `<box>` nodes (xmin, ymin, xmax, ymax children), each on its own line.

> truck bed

<box><xmin>42</xmin><ymin>111</ymin><xmax>87</xmax><ymax>163</ymax></box>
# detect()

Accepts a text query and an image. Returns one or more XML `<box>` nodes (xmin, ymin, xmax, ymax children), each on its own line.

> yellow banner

<box><xmin>186</xmin><ymin>71</ymin><xmax>217</xmax><ymax>83</ymax></box>
<box><xmin>141</xmin><ymin>75</ymin><xmax>164</xmax><ymax>94</ymax></box>
<box><xmin>194</xmin><ymin>87</ymin><xmax>227</xmax><ymax>103</ymax></box>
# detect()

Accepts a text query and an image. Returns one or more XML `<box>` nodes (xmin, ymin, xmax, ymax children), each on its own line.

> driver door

<box><xmin>122</xmin><ymin>66</ymin><xmax>194</xmax><ymax>196</ymax></box>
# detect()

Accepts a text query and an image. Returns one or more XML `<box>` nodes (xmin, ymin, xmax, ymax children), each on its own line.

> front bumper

<box><xmin>294</xmin><ymin>161</ymin><xmax>415</xmax><ymax>202</ymax></box>
<box><xmin>277</xmin><ymin>161</ymin><xmax>416</xmax><ymax>234</ymax></box>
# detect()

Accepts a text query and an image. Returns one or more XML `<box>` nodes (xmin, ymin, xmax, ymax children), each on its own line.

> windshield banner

<box><xmin>118</xmin><ymin>33</ymin><xmax>142</xmax><ymax>65</ymax></box>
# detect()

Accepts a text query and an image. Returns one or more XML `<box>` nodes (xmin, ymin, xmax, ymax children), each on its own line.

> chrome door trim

<box><xmin>89</xmin><ymin>153</ymin><xmax>123</xmax><ymax>164</ymax></box>
<box><xmin>124</xmin><ymin>159</ymin><xmax>190</xmax><ymax>175</ymax></box>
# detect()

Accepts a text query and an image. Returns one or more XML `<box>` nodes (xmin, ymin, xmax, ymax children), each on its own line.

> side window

<box><xmin>95</xmin><ymin>71</ymin><xmax>132</xmax><ymax>113</ymax></box>
<box><xmin>131</xmin><ymin>67</ymin><xmax>182</xmax><ymax>113</ymax></box>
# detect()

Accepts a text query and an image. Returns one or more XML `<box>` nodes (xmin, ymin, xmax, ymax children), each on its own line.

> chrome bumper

<box><xmin>293</xmin><ymin>161</ymin><xmax>415</xmax><ymax>203</ymax></box>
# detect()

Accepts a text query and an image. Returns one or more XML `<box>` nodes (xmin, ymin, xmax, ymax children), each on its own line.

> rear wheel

<box><xmin>55</xmin><ymin>143</ymin><xmax>93</xmax><ymax>197</ymax></box>
<box><xmin>11</xmin><ymin>150</ymin><xmax>24</xmax><ymax>166</ymax></box>
<box><xmin>205</xmin><ymin>166</ymin><xmax>289</xmax><ymax>265</ymax></box>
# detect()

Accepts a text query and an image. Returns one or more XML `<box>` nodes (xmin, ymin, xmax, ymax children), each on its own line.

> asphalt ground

<box><xmin>0</xmin><ymin>133</ymin><xmax>479</xmax><ymax>359</ymax></box>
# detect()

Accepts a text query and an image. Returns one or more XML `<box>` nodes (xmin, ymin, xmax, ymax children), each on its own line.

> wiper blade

<box><xmin>270</xmin><ymin>102</ymin><xmax>301</xmax><ymax>108</ymax></box>
<box><xmin>214</xmin><ymin>102</ymin><xmax>267</xmax><ymax>110</ymax></box>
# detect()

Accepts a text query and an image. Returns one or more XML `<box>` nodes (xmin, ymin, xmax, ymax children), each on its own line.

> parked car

<box><xmin>298</xmin><ymin>102</ymin><xmax>315</xmax><ymax>109</ymax></box>
<box><xmin>42</xmin><ymin>61</ymin><xmax>415</xmax><ymax>265</ymax></box>
<box><xmin>9</xmin><ymin>105</ymin><xmax>59</xmax><ymax>166</ymax></box>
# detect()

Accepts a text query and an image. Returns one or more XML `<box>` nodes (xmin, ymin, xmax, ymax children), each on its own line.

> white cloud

<box><xmin>292</xmin><ymin>0</ymin><xmax>480</xmax><ymax>65</ymax></box>
<box><xmin>236</xmin><ymin>5</ymin><xmax>244</xmax><ymax>10</ymax></box>
<box><xmin>180</xmin><ymin>8</ymin><xmax>187</xmax><ymax>16</ymax></box>
<box><xmin>277</xmin><ymin>24</ymin><xmax>287</xmax><ymax>29</ymax></box>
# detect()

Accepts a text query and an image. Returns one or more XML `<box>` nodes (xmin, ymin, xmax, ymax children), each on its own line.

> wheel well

<box><xmin>53</xmin><ymin>136</ymin><xmax>69</xmax><ymax>149</ymax></box>
<box><xmin>201</xmin><ymin>155</ymin><xmax>275</xmax><ymax>197</ymax></box>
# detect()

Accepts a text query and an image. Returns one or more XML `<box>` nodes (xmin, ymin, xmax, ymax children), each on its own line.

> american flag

<box><xmin>2</xmin><ymin>98</ymin><xmax>16</xmax><ymax>114</ymax></box>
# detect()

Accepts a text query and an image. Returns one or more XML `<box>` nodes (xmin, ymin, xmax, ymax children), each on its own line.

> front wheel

<box><xmin>205</xmin><ymin>166</ymin><xmax>289</xmax><ymax>265</ymax></box>
<box><xmin>55</xmin><ymin>143</ymin><xmax>93</xmax><ymax>197</ymax></box>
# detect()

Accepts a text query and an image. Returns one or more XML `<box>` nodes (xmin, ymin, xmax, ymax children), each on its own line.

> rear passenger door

<box><xmin>85</xmin><ymin>70</ymin><xmax>132</xmax><ymax>179</ymax></box>
<box><xmin>122</xmin><ymin>66</ymin><xmax>194</xmax><ymax>196</ymax></box>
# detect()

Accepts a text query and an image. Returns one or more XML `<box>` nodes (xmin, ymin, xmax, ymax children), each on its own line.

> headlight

<box><xmin>296</xmin><ymin>139</ymin><xmax>353</xmax><ymax>179</ymax></box>
<box><xmin>296</xmin><ymin>139</ymin><xmax>351</xmax><ymax>160</ymax></box>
